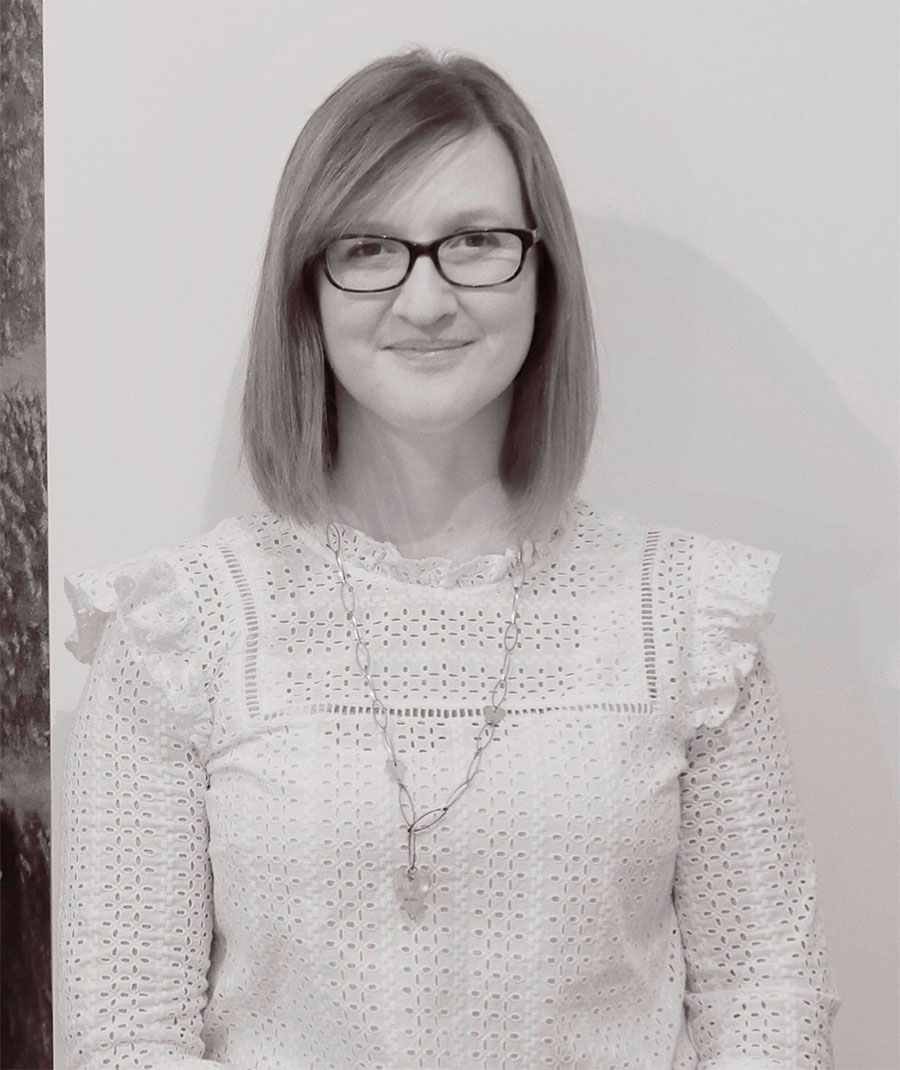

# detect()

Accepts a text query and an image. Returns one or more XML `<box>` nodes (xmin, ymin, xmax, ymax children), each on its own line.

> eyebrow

<box><xmin>345</xmin><ymin>211</ymin><xmax>524</xmax><ymax>235</ymax></box>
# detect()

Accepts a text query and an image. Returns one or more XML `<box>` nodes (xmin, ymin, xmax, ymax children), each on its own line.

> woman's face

<box><xmin>317</xmin><ymin>128</ymin><xmax>538</xmax><ymax>443</ymax></box>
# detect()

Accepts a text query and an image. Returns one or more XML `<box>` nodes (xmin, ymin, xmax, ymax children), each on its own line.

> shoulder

<box><xmin>569</xmin><ymin>497</ymin><xmax>781</xmax><ymax>596</ymax></box>
<box><xmin>571</xmin><ymin>500</ymin><xmax>782</xmax><ymax>732</ymax></box>
<box><xmin>63</xmin><ymin>513</ymin><xmax>289</xmax><ymax>665</ymax></box>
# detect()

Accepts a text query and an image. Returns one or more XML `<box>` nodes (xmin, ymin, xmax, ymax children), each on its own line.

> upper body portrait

<box><xmin>57</xmin><ymin>48</ymin><xmax>840</xmax><ymax>1070</ymax></box>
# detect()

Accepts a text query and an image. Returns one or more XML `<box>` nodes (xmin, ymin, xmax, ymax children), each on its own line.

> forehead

<box><xmin>348</xmin><ymin>128</ymin><xmax>527</xmax><ymax>235</ymax></box>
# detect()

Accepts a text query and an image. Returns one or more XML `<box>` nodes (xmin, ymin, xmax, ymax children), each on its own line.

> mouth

<box><xmin>387</xmin><ymin>340</ymin><xmax>473</xmax><ymax>355</ymax></box>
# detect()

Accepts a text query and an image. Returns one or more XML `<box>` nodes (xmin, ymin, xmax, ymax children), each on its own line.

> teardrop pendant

<box><xmin>393</xmin><ymin>864</ymin><xmax>432</xmax><ymax>921</ymax></box>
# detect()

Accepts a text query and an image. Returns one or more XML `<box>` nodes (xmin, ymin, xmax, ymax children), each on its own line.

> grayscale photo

<box><xmin>2</xmin><ymin>2</ymin><xmax>894</xmax><ymax>1068</ymax></box>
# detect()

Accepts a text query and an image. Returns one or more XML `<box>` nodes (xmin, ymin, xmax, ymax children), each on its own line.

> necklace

<box><xmin>325</xmin><ymin>521</ymin><xmax>529</xmax><ymax>922</ymax></box>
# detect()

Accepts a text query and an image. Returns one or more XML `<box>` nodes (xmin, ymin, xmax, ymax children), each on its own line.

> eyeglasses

<box><xmin>318</xmin><ymin>228</ymin><xmax>541</xmax><ymax>293</ymax></box>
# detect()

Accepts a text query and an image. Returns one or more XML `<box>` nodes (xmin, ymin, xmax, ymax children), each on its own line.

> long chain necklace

<box><xmin>325</xmin><ymin>522</ymin><xmax>529</xmax><ymax>922</ymax></box>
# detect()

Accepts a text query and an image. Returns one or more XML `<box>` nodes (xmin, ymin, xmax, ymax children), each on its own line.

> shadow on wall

<box><xmin>578</xmin><ymin>215</ymin><xmax>895</xmax><ymax>741</ymax></box>
<box><xmin>203</xmin><ymin>214</ymin><xmax>898</xmax><ymax>1070</ymax></box>
<box><xmin>578</xmin><ymin>215</ymin><xmax>898</xmax><ymax>1070</ymax></box>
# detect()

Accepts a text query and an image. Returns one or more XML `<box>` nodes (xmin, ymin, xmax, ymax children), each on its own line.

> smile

<box><xmin>387</xmin><ymin>341</ymin><xmax>473</xmax><ymax>354</ymax></box>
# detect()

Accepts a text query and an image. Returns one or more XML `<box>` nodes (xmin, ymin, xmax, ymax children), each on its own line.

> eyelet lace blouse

<box><xmin>58</xmin><ymin>499</ymin><xmax>840</xmax><ymax>1069</ymax></box>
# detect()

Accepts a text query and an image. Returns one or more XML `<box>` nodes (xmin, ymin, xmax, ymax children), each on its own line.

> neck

<box><xmin>328</xmin><ymin>392</ymin><xmax>517</xmax><ymax>561</ymax></box>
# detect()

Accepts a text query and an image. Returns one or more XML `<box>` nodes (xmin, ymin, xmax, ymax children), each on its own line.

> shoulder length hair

<box><xmin>242</xmin><ymin>48</ymin><xmax>599</xmax><ymax>541</ymax></box>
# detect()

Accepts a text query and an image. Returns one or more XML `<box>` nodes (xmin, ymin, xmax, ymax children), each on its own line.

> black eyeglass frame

<box><xmin>317</xmin><ymin>227</ymin><xmax>542</xmax><ymax>293</ymax></box>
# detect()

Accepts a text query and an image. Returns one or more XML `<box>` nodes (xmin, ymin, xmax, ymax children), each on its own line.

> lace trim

<box><xmin>221</xmin><ymin>544</ymin><xmax>260</xmax><ymax>720</ymax></box>
<box><xmin>266</xmin><ymin>701</ymin><xmax>662</xmax><ymax>719</ymax></box>
<box><xmin>286</xmin><ymin>498</ymin><xmax>584</xmax><ymax>588</ymax></box>
<box><xmin>641</xmin><ymin>529</ymin><xmax>661</xmax><ymax>701</ymax></box>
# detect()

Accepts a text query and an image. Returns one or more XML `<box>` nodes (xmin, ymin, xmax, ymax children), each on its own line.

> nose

<box><xmin>390</xmin><ymin>254</ymin><xmax>459</xmax><ymax>325</ymax></box>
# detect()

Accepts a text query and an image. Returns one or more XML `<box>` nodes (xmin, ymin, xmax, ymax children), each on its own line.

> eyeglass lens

<box><xmin>325</xmin><ymin>232</ymin><xmax>525</xmax><ymax>291</ymax></box>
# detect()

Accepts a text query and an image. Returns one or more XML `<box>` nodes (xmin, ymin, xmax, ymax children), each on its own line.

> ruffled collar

<box><xmin>291</xmin><ymin>497</ymin><xmax>581</xmax><ymax>589</ymax></box>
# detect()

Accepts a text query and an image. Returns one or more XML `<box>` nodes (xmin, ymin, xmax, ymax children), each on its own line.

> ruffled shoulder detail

<box><xmin>65</xmin><ymin>553</ymin><xmax>211</xmax><ymax>756</ymax></box>
<box><xmin>686</xmin><ymin>536</ymin><xmax>781</xmax><ymax>731</ymax></box>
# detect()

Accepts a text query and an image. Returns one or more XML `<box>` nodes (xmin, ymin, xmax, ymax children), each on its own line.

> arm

<box><xmin>57</xmin><ymin>562</ymin><xmax>227</xmax><ymax>1069</ymax></box>
<box><xmin>674</xmin><ymin>648</ymin><xmax>841</xmax><ymax>1069</ymax></box>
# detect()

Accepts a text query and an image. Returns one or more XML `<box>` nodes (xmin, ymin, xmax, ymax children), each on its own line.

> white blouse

<box><xmin>58</xmin><ymin>500</ymin><xmax>840</xmax><ymax>1069</ymax></box>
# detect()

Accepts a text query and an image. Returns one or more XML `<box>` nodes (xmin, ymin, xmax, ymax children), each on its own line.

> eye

<box><xmin>326</xmin><ymin>237</ymin><xmax>406</xmax><ymax>272</ymax></box>
<box><xmin>346</xmin><ymin>240</ymin><xmax>390</xmax><ymax>259</ymax></box>
<box><xmin>458</xmin><ymin>232</ymin><xmax>501</xmax><ymax>249</ymax></box>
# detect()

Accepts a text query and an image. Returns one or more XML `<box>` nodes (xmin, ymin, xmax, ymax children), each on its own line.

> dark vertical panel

<box><xmin>0</xmin><ymin>0</ymin><xmax>52</xmax><ymax>1067</ymax></box>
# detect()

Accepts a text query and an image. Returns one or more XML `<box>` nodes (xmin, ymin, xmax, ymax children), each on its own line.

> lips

<box><xmin>387</xmin><ymin>340</ymin><xmax>472</xmax><ymax>352</ymax></box>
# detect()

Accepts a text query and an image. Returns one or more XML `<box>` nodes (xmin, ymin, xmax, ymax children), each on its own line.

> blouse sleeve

<box><xmin>58</xmin><ymin>553</ymin><xmax>227</xmax><ymax>1070</ymax></box>
<box><xmin>673</xmin><ymin>537</ymin><xmax>841</xmax><ymax>1069</ymax></box>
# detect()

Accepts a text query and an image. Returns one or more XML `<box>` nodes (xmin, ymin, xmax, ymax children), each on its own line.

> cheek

<box><xmin>318</xmin><ymin>288</ymin><xmax>383</xmax><ymax>367</ymax></box>
<box><xmin>489</xmin><ymin>275</ymin><xmax>538</xmax><ymax>365</ymax></box>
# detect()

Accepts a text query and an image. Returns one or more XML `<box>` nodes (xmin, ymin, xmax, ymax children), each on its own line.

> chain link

<box><xmin>325</xmin><ymin>521</ymin><xmax>529</xmax><ymax>877</ymax></box>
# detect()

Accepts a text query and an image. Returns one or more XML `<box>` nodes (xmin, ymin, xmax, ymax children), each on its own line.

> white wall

<box><xmin>45</xmin><ymin>2</ymin><xmax>898</xmax><ymax>1067</ymax></box>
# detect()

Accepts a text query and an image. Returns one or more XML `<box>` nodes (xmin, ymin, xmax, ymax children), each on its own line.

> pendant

<box><xmin>393</xmin><ymin>864</ymin><xmax>432</xmax><ymax>921</ymax></box>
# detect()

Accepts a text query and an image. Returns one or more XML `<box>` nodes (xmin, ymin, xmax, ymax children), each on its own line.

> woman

<box><xmin>58</xmin><ymin>49</ymin><xmax>840</xmax><ymax>1069</ymax></box>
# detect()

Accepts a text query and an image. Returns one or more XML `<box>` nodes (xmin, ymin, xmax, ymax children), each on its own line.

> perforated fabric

<box><xmin>58</xmin><ymin>500</ymin><xmax>840</xmax><ymax>1069</ymax></box>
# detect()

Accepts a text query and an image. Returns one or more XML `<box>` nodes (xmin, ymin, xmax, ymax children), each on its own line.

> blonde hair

<box><xmin>242</xmin><ymin>48</ymin><xmax>598</xmax><ymax>540</ymax></box>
